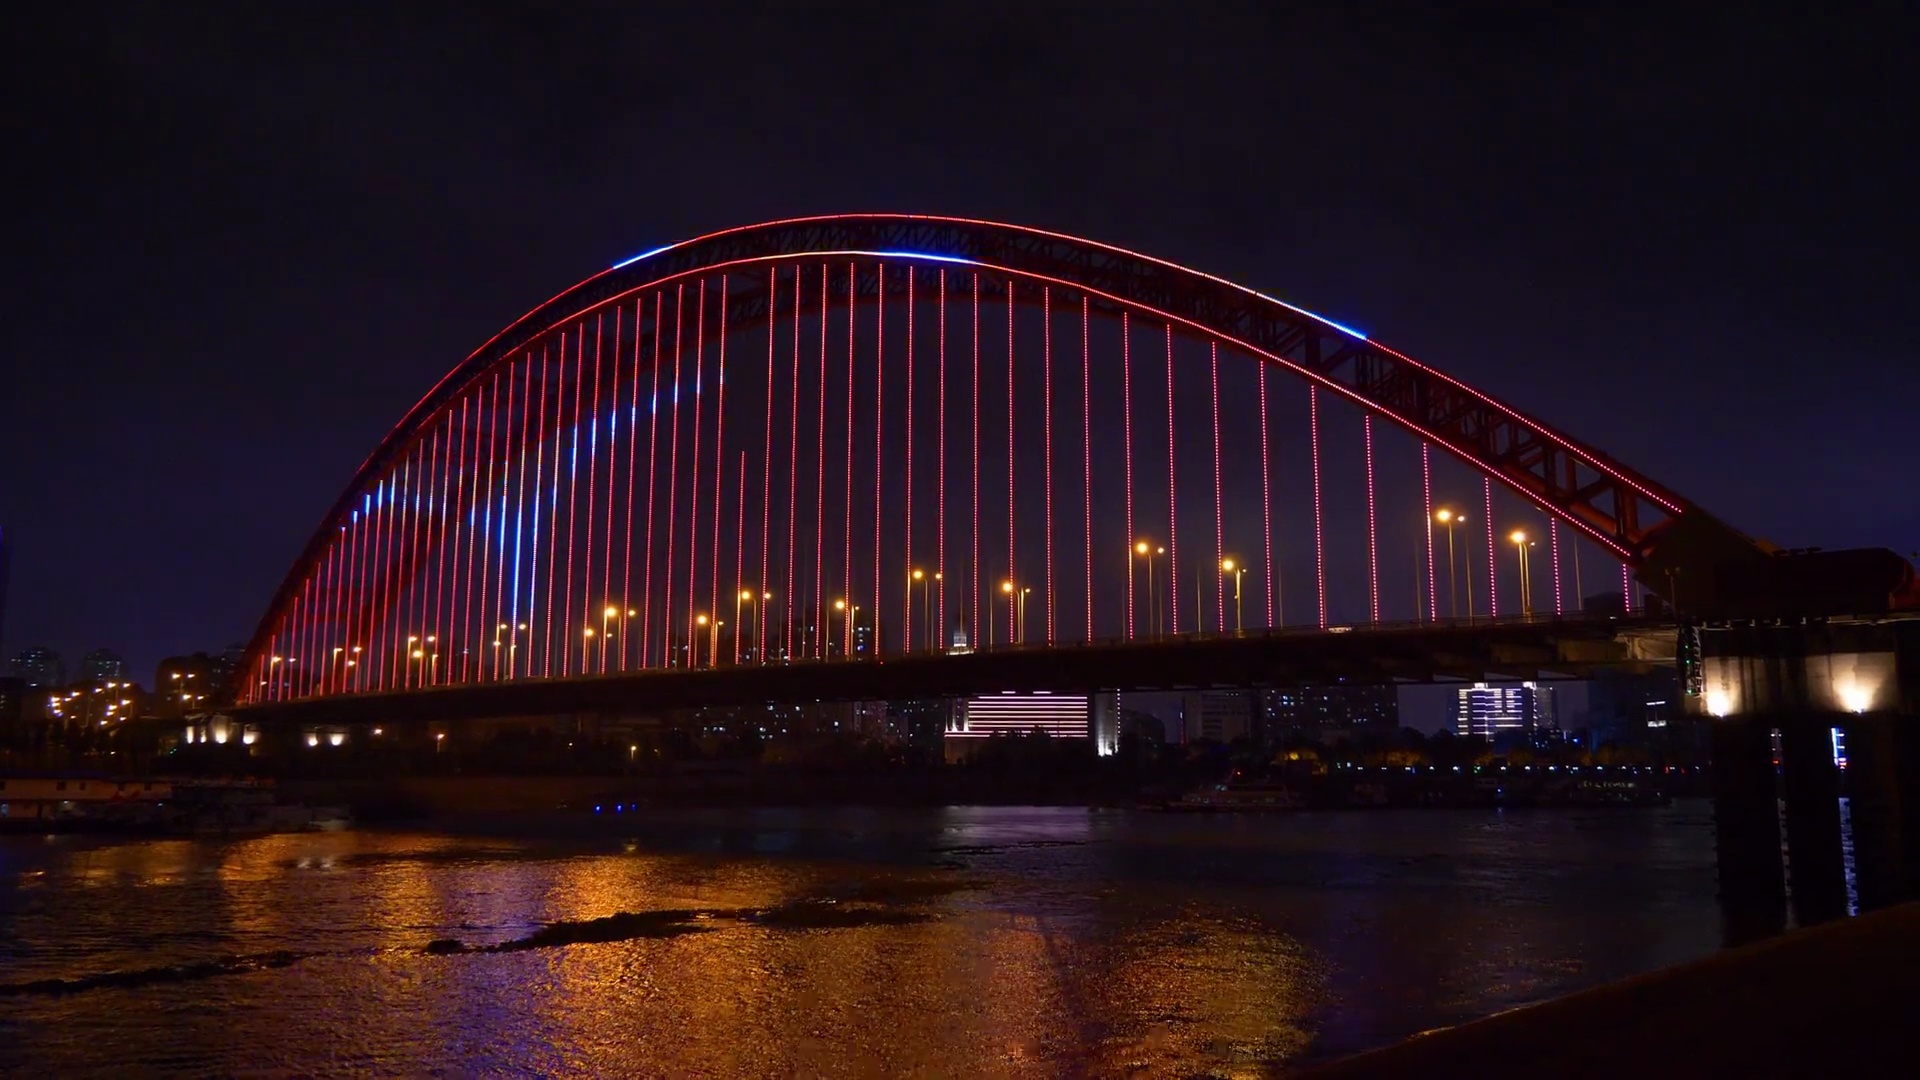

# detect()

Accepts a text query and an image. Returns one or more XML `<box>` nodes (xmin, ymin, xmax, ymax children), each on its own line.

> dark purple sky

<box><xmin>4</xmin><ymin>6</ymin><xmax>1914</xmax><ymax>685</ymax></box>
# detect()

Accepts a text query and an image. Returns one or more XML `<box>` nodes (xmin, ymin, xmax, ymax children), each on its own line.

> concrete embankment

<box><xmin>1303</xmin><ymin>902</ymin><xmax>1920</xmax><ymax>1078</ymax></box>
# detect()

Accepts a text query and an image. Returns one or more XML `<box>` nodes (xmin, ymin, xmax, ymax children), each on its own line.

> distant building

<box><xmin>7</xmin><ymin>647</ymin><xmax>62</xmax><ymax>689</ymax></box>
<box><xmin>1454</xmin><ymin>682</ymin><xmax>1558</xmax><ymax>741</ymax></box>
<box><xmin>1091</xmin><ymin>691</ymin><xmax>1121</xmax><ymax>756</ymax></box>
<box><xmin>946</xmin><ymin>691</ymin><xmax>1090</xmax><ymax>750</ymax></box>
<box><xmin>79</xmin><ymin>648</ymin><xmax>127</xmax><ymax>682</ymax></box>
<box><xmin>1181</xmin><ymin>690</ymin><xmax>1253</xmax><ymax>744</ymax></box>
<box><xmin>157</xmin><ymin>652</ymin><xmax>238</xmax><ymax>714</ymax></box>
<box><xmin>1260</xmin><ymin>684</ymin><xmax>1399</xmax><ymax>738</ymax></box>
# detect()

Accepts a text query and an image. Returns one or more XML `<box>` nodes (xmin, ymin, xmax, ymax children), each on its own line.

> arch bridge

<box><xmin>232</xmin><ymin>215</ymin><xmax>1915</xmax><ymax>712</ymax></box>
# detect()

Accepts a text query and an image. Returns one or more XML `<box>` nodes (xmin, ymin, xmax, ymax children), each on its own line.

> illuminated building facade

<box><xmin>946</xmin><ymin>691</ymin><xmax>1090</xmax><ymax>743</ymax></box>
<box><xmin>1453</xmin><ymin>681</ymin><xmax>1557</xmax><ymax>740</ymax></box>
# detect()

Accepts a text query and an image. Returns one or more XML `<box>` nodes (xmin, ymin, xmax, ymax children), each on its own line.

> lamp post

<box><xmin>1134</xmin><ymin>540</ymin><xmax>1164</xmax><ymax>637</ymax></box>
<box><xmin>693</xmin><ymin>614</ymin><xmax>709</xmax><ymax>668</ymax></box>
<box><xmin>1510</xmin><ymin>531</ymin><xmax>1534</xmax><ymax>618</ymax></box>
<box><xmin>908</xmin><ymin>569</ymin><xmax>924</xmax><ymax>654</ymax></box>
<box><xmin>1221</xmin><ymin>558</ymin><xmax>1247</xmax><ymax>633</ymax></box>
<box><xmin>1001</xmin><ymin>581</ymin><xmax>1029</xmax><ymax>644</ymax></box>
<box><xmin>1435</xmin><ymin>509</ymin><xmax>1462</xmax><ymax>621</ymax></box>
<box><xmin>735</xmin><ymin>590</ymin><xmax>753</xmax><ymax>664</ymax></box>
<box><xmin>926</xmin><ymin>572</ymin><xmax>941</xmax><ymax>651</ymax></box>
<box><xmin>834</xmin><ymin>599</ymin><xmax>859</xmax><ymax>657</ymax></box>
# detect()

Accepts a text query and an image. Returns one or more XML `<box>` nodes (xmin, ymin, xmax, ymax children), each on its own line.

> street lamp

<box><xmin>1510</xmin><ymin>530</ymin><xmax>1534</xmax><ymax>618</ymax></box>
<box><xmin>1001</xmin><ymin>580</ymin><xmax>1030</xmax><ymax>644</ymax></box>
<box><xmin>1435</xmin><ymin>509</ymin><xmax>1474</xmax><ymax>623</ymax></box>
<box><xmin>736</xmin><ymin>589</ymin><xmax>755</xmax><ymax>664</ymax></box>
<box><xmin>1221</xmin><ymin>558</ymin><xmax>1247</xmax><ymax>633</ymax></box>
<box><xmin>834</xmin><ymin>599</ymin><xmax>859</xmax><ymax>657</ymax></box>
<box><xmin>1133</xmin><ymin>540</ymin><xmax>1165</xmax><ymax>637</ymax></box>
<box><xmin>694</xmin><ymin>614</ymin><xmax>709</xmax><ymax>668</ymax></box>
<box><xmin>908</xmin><ymin>569</ymin><xmax>924</xmax><ymax>655</ymax></box>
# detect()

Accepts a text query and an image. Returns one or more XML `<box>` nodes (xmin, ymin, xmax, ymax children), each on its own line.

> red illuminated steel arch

<box><xmin>238</xmin><ymin>213</ymin><xmax>1773</xmax><ymax>686</ymax></box>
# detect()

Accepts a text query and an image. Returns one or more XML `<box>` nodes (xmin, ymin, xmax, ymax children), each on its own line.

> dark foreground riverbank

<box><xmin>1305</xmin><ymin>900</ymin><xmax>1920</xmax><ymax>1078</ymax></box>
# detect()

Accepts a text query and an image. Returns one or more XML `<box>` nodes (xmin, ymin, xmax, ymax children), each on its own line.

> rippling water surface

<box><xmin>0</xmin><ymin>803</ymin><xmax>1722</xmax><ymax>1076</ymax></box>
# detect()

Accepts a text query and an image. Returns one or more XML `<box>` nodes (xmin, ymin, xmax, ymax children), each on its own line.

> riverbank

<box><xmin>1303</xmin><ymin>901</ymin><xmax>1920</xmax><ymax>1078</ymax></box>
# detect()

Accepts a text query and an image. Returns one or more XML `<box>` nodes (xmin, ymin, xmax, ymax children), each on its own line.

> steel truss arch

<box><xmin>240</xmin><ymin>214</ymin><xmax>1778</xmax><ymax>692</ymax></box>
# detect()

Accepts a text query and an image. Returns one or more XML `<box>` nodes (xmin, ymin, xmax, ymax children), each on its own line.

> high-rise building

<box><xmin>1454</xmin><ymin>681</ymin><xmax>1558</xmax><ymax>740</ymax></box>
<box><xmin>1260</xmin><ymin>683</ymin><xmax>1399</xmax><ymax>738</ymax></box>
<box><xmin>1181</xmin><ymin>690</ymin><xmax>1253</xmax><ymax>743</ymax></box>
<box><xmin>79</xmin><ymin>648</ymin><xmax>127</xmax><ymax>682</ymax></box>
<box><xmin>7</xmin><ymin>647</ymin><xmax>63</xmax><ymax>689</ymax></box>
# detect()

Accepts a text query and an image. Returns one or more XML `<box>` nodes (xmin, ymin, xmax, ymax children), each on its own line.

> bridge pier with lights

<box><xmin>216</xmin><ymin>214</ymin><xmax>1920</xmax><ymax>924</ymax></box>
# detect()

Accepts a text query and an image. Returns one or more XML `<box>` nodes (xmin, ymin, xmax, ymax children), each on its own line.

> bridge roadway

<box><xmin>232</xmin><ymin>615</ymin><xmax>1677</xmax><ymax>727</ymax></box>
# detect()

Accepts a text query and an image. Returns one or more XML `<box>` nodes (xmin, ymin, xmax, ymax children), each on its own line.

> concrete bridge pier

<box><xmin>1703</xmin><ymin>620</ymin><xmax>1918</xmax><ymax>939</ymax></box>
<box><xmin>1708</xmin><ymin>713</ymin><xmax>1787</xmax><ymax>944</ymax></box>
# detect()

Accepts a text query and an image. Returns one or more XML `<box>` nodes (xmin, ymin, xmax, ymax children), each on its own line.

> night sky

<box><xmin>5</xmin><ymin>6</ymin><xmax>1914</xmax><ymax>696</ymax></box>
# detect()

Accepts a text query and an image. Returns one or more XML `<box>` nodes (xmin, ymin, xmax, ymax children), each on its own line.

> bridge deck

<box><xmin>233</xmin><ymin>615</ymin><xmax>1673</xmax><ymax>726</ymax></box>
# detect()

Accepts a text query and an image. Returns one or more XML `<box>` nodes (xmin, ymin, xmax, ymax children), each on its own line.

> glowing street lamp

<box><xmin>834</xmin><ymin>599</ymin><xmax>859</xmax><ymax>657</ymax></box>
<box><xmin>1510</xmin><ymin>530</ymin><xmax>1535</xmax><ymax>618</ymax></box>
<box><xmin>1434</xmin><ymin>508</ymin><xmax>1472</xmax><ymax>622</ymax></box>
<box><xmin>1001</xmin><ymin>580</ymin><xmax>1030</xmax><ymax>644</ymax></box>
<box><xmin>1221</xmin><ymin>558</ymin><xmax>1247</xmax><ymax>633</ymax></box>
<box><xmin>1133</xmin><ymin>540</ymin><xmax>1165</xmax><ymax>636</ymax></box>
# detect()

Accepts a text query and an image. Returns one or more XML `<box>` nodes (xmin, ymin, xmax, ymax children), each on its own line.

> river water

<box><xmin>0</xmin><ymin>802</ymin><xmax>1723</xmax><ymax>1077</ymax></box>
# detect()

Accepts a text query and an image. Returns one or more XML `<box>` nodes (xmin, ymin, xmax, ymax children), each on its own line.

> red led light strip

<box><xmin>622</xmin><ymin>300</ymin><xmax>641</xmax><ymax>671</ymax></box>
<box><xmin>1549</xmin><ymin>518</ymin><xmax>1563</xmax><ymax>615</ymax></box>
<box><xmin>1422</xmin><ymin>442</ymin><xmax>1436</xmax><ymax>622</ymax></box>
<box><xmin>760</xmin><ymin>271</ymin><xmax>774</xmax><ymax>663</ymax></box>
<box><xmin>1165</xmin><ymin>325</ymin><xmax>1177</xmax><ymax>636</ymax></box>
<box><xmin>786</xmin><ymin>267</ymin><xmax>801</xmax><ymax>661</ymax></box>
<box><xmin>1260</xmin><ymin>362</ymin><xmax>1274</xmax><ymax>627</ymax></box>
<box><xmin>1043</xmin><ymin>286</ymin><xmax>1054</xmax><ymax>643</ymax></box>
<box><xmin>563</xmin><ymin>326</ymin><xmax>585</xmax><ymax>676</ymax></box>
<box><xmin>1081</xmin><ymin>296</ymin><xmax>1092</xmax><ymax>641</ymax></box>
<box><xmin>1365</xmin><ymin>414</ymin><xmax>1379</xmax><ymax>624</ymax></box>
<box><xmin>904</xmin><ymin>268</ymin><xmax>916</xmax><ymax>653</ymax></box>
<box><xmin>971</xmin><ymin>275</ymin><xmax>981</xmax><ymax>646</ymax></box>
<box><xmin>1483</xmin><ymin>477</ymin><xmax>1498</xmax><ymax>618</ymax></box>
<box><xmin>734</xmin><ymin>449</ymin><xmax>746</xmax><ymax>664</ymax></box>
<box><xmin>710</xmin><ymin>275</ymin><xmax>729</xmax><ymax>669</ymax></box>
<box><xmin>871</xmin><ymin>264</ymin><xmax>885</xmax><ymax>657</ymax></box>
<box><xmin>937</xmin><ymin>269</ymin><xmax>947</xmax><ymax>648</ymax></box>
<box><xmin>583</xmin><ymin>314</ymin><xmax>602</xmax><ymax>673</ymax></box>
<box><xmin>1210</xmin><ymin>342</ymin><xmax>1223</xmax><ymax>632</ymax></box>
<box><xmin>664</xmin><ymin>288</ymin><xmax>685</xmax><ymax>666</ymax></box>
<box><xmin>642</xmin><ymin>293</ymin><xmax>663</xmax><ymax>669</ymax></box>
<box><xmin>687</xmin><ymin>281</ymin><xmax>707</xmax><ymax>666</ymax></box>
<box><xmin>540</xmin><ymin>340</ymin><xmax>561</xmax><ymax>678</ymax></box>
<box><xmin>1007</xmin><ymin>280</ymin><xmax>1016</xmax><ymax>646</ymax></box>
<box><xmin>1123</xmin><ymin>312</ymin><xmax>1135</xmax><ymax>641</ymax></box>
<box><xmin>1310</xmin><ymin>386</ymin><xmax>1326</xmax><ymax>629</ymax></box>
<box><xmin>813</xmin><ymin>265</ymin><xmax>827</xmax><ymax>660</ymax></box>
<box><xmin>845</xmin><ymin>263</ymin><xmax>856</xmax><ymax>656</ymax></box>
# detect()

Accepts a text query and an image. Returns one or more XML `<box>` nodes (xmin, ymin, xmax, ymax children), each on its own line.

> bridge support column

<box><xmin>1840</xmin><ymin>711</ymin><xmax>1906</xmax><ymax>912</ymax></box>
<box><xmin>1709</xmin><ymin>714</ymin><xmax>1785</xmax><ymax>945</ymax></box>
<box><xmin>1896</xmin><ymin>622</ymin><xmax>1920</xmax><ymax>901</ymax></box>
<box><xmin>1776</xmin><ymin>711</ymin><xmax>1848</xmax><ymax>926</ymax></box>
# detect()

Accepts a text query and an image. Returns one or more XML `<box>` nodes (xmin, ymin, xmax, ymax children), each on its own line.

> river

<box><xmin>0</xmin><ymin>802</ymin><xmax>1723</xmax><ymax>1077</ymax></box>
